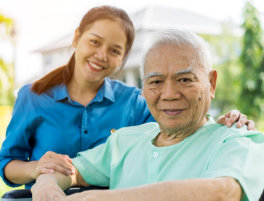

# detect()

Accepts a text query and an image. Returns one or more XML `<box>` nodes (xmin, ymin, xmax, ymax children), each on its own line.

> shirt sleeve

<box><xmin>72</xmin><ymin>136</ymin><xmax>113</xmax><ymax>187</ymax></box>
<box><xmin>132</xmin><ymin>90</ymin><xmax>155</xmax><ymax>125</ymax></box>
<box><xmin>203</xmin><ymin>128</ymin><xmax>264</xmax><ymax>201</ymax></box>
<box><xmin>0</xmin><ymin>85</ymin><xmax>36</xmax><ymax>187</ymax></box>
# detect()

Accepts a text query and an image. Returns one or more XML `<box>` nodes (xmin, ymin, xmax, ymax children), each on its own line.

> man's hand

<box><xmin>32</xmin><ymin>174</ymin><xmax>66</xmax><ymax>201</ymax></box>
<box><xmin>32</xmin><ymin>151</ymin><xmax>74</xmax><ymax>180</ymax></box>
<box><xmin>217</xmin><ymin>109</ymin><xmax>255</xmax><ymax>130</ymax></box>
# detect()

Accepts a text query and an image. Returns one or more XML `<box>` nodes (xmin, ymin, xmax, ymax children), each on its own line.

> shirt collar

<box><xmin>205</xmin><ymin>114</ymin><xmax>216</xmax><ymax>125</ymax></box>
<box><xmin>50</xmin><ymin>78</ymin><xmax>115</xmax><ymax>103</ymax></box>
<box><xmin>93</xmin><ymin>78</ymin><xmax>115</xmax><ymax>103</ymax></box>
<box><xmin>52</xmin><ymin>84</ymin><xmax>71</xmax><ymax>102</ymax></box>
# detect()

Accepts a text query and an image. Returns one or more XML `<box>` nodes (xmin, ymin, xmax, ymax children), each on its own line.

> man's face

<box><xmin>143</xmin><ymin>44</ymin><xmax>217</xmax><ymax>134</ymax></box>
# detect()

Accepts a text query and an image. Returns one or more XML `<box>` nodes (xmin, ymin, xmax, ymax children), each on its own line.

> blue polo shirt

<box><xmin>0</xmin><ymin>78</ymin><xmax>154</xmax><ymax>188</ymax></box>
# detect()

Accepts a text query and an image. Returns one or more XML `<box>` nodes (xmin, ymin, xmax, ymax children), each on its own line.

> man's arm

<box><xmin>59</xmin><ymin>177</ymin><xmax>242</xmax><ymax>201</ymax></box>
<box><xmin>31</xmin><ymin>167</ymin><xmax>89</xmax><ymax>201</ymax></box>
<box><xmin>90</xmin><ymin>177</ymin><xmax>241</xmax><ymax>201</ymax></box>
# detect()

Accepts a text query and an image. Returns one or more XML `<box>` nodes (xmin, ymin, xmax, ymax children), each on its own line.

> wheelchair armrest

<box><xmin>1</xmin><ymin>186</ymin><xmax>109</xmax><ymax>201</ymax></box>
<box><xmin>259</xmin><ymin>189</ymin><xmax>264</xmax><ymax>201</ymax></box>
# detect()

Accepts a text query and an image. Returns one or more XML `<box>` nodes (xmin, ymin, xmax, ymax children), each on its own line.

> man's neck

<box><xmin>154</xmin><ymin>117</ymin><xmax>208</xmax><ymax>147</ymax></box>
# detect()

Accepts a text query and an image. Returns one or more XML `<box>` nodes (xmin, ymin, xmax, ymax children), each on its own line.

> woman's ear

<box><xmin>73</xmin><ymin>28</ymin><xmax>80</xmax><ymax>48</ymax></box>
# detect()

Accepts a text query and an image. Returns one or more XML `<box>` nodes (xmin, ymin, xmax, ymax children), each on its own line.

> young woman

<box><xmin>0</xmin><ymin>6</ymin><xmax>252</xmax><ymax>189</ymax></box>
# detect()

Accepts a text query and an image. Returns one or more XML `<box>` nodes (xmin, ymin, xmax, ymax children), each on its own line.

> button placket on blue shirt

<box><xmin>81</xmin><ymin>108</ymin><xmax>90</xmax><ymax>150</ymax></box>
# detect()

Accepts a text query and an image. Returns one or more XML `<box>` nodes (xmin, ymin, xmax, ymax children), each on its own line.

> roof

<box><xmin>34</xmin><ymin>32</ymin><xmax>74</xmax><ymax>53</ymax></box>
<box><xmin>131</xmin><ymin>6</ymin><xmax>221</xmax><ymax>34</ymax></box>
<box><xmin>35</xmin><ymin>6</ymin><xmax>222</xmax><ymax>53</ymax></box>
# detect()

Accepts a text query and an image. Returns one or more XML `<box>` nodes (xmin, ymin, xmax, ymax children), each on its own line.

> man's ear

<box><xmin>209</xmin><ymin>70</ymin><xmax>217</xmax><ymax>99</ymax></box>
<box><xmin>73</xmin><ymin>28</ymin><xmax>80</xmax><ymax>48</ymax></box>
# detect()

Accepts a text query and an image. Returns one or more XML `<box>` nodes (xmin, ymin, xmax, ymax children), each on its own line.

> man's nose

<box><xmin>161</xmin><ymin>81</ymin><xmax>181</xmax><ymax>100</ymax></box>
<box><xmin>94</xmin><ymin>47</ymin><xmax>108</xmax><ymax>62</ymax></box>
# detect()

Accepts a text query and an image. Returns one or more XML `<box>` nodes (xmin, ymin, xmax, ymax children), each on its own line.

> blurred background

<box><xmin>0</xmin><ymin>0</ymin><xmax>264</xmax><ymax>196</ymax></box>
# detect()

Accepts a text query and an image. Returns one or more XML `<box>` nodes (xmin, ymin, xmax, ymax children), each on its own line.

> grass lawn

<box><xmin>0</xmin><ymin>106</ymin><xmax>21</xmax><ymax>197</ymax></box>
<box><xmin>0</xmin><ymin>179</ymin><xmax>24</xmax><ymax>197</ymax></box>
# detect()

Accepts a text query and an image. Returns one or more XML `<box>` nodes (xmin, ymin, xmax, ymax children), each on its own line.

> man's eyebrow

<box><xmin>143</xmin><ymin>72</ymin><xmax>163</xmax><ymax>81</ymax></box>
<box><xmin>90</xmin><ymin>33</ymin><xmax>124</xmax><ymax>50</ymax></box>
<box><xmin>175</xmin><ymin>66</ymin><xmax>193</xmax><ymax>75</ymax></box>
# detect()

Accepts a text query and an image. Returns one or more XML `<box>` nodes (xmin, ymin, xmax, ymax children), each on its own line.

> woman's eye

<box><xmin>90</xmin><ymin>40</ymin><xmax>99</xmax><ymax>46</ymax></box>
<box><xmin>111</xmin><ymin>49</ymin><xmax>121</xmax><ymax>55</ymax></box>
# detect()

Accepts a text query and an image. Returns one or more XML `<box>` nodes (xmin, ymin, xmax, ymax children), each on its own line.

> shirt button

<box><xmin>153</xmin><ymin>151</ymin><xmax>159</xmax><ymax>158</ymax></box>
<box><xmin>84</xmin><ymin>130</ymin><xmax>88</xmax><ymax>134</ymax></box>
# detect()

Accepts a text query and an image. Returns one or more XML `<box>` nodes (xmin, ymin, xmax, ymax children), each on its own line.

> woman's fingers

<box><xmin>35</xmin><ymin>151</ymin><xmax>74</xmax><ymax>177</ymax></box>
<box><xmin>38</xmin><ymin>164</ymin><xmax>73</xmax><ymax>176</ymax></box>
<box><xmin>216</xmin><ymin>110</ymin><xmax>256</xmax><ymax>130</ymax></box>
<box><xmin>246</xmin><ymin>120</ymin><xmax>256</xmax><ymax>130</ymax></box>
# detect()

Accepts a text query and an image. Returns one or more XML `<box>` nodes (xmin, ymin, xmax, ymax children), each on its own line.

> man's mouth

<box><xmin>162</xmin><ymin>109</ymin><xmax>185</xmax><ymax>116</ymax></box>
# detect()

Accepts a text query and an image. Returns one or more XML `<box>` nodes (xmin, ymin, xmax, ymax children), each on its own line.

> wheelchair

<box><xmin>2</xmin><ymin>186</ymin><xmax>263</xmax><ymax>200</ymax></box>
<box><xmin>1</xmin><ymin>186</ymin><xmax>108</xmax><ymax>201</ymax></box>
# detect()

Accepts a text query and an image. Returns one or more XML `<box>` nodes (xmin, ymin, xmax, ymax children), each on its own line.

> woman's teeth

<box><xmin>89</xmin><ymin>62</ymin><xmax>104</xmax><ymax>70</ymax></box>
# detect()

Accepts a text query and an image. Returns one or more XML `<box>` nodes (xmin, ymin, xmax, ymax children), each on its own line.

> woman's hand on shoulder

<box><xmin>32</xmin><ymin>151</ymin><xmax>74</xmax><ymax>179</ymax></box>
<box><xmin>216</xmin><ymin>109</ymin><xmax>255</xmax><ymax>130</ymax></box>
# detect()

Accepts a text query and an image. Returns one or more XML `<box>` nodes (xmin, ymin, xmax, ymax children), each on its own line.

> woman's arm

<box><xmin>4</xmin><ymin>151</ymin><xmax>74</xmax><ymax>184</ymax></box>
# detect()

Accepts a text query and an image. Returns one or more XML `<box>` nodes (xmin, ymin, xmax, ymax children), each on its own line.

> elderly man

<box><xmin>32</xmin><ymin>30</ymin><xmax>264</xmax><ymax>201</ymax></box>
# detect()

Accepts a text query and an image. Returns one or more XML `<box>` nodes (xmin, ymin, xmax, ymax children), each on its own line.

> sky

<box><xmin>0</xmin><ymin>0</ymin><xmax>264</xmax><ymax>85</ymax></box>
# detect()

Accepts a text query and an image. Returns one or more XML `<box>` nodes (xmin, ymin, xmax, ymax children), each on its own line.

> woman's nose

<box><xmin>94</xmin><ymin>47</ymin><xmax>108</xmax><ymax>62</ymax></box>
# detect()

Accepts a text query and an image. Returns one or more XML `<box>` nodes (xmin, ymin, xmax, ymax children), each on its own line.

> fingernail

<box><xmin>67</xmin><ymin>171</ymin><xmax>71</xmax><ymax>175</ymax></box>
<box><xmin>237</xmin><ymin>123</ymin><xmax>241</xmax><ymax>127</ymax></box>
<box><xmin>49</xmin><ymin>169</ymin><xmax>54</xmax><ymax>173</ymax></box>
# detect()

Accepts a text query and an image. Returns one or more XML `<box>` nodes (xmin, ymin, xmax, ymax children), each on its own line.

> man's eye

<box><xmin>149</xmin><ymin>80</ymin><xmax>162</xmax><ymax>85</ymax></box>
<box><xmin>179</xmin><ymin>78</ymin><xmax>192</xmax><ymax>83</ymax></box>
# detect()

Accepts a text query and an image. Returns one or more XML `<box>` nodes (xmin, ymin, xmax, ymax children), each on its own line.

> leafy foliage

<box><xmin>0</xmin><ymin>14</ymin><xmax>15</xmax><ymax>106</ymax></box>
<box><xmin>201</xmin><ymin>23</ymin><xmax>242</xmax><ymax>115</ymax></box>
<box><xmin>239</xmin><ymin>1</ymin><xmax>264</xmax><ymax>119</ymax></box>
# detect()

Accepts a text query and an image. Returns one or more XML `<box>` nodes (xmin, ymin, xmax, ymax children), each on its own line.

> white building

<box><xmin>35</xmin><ymin>6</ymin><xmax>222</xmax><ymax>88</ymax></box>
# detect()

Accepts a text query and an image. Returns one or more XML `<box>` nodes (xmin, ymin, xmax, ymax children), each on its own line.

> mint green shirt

<box><xmin>73</xmin><ymin>117</ymin><xmax>264</xmax><ymax>201</ymax></box>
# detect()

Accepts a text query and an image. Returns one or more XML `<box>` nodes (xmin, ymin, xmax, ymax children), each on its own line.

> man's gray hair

<box><xmin>140</xmin><ymin>29</ymin><xmax>213</xmax><ymax>80</ymax></box>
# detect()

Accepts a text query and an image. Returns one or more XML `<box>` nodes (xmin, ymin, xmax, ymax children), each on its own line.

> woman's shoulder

<box><xmin>18</xmin><ymin>84</ymin><xmax>34</xmax><ymax>96</ymax></box>
<box><xmin>17</xmin><ymin>83</ymin><xmax>47</xmax><ymax>102</ymax></box>
<box><xmin>107</xmin><ymin>78</ymin><xmax>141</xmax><ymax>95</ymax></box>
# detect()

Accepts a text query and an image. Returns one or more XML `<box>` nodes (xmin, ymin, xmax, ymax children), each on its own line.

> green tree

<box><xmin>239</xmin><ymin>0</ymin><xmax>264</xmax><ymax>119</ymax></box>
<box><xmin>201</xmin><ymin>23</ymin><xmax>242</xmax><ymax>115</ymax></box>
<box><xmin>0</xmin><ymin>14</ymin><xmax>15</xmax><ymax>106</ymax></box>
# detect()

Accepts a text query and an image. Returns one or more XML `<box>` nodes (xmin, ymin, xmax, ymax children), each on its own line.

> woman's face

<box><xmin>73</xmin><ymin>19</ymin><xmax>127</xmax><ymax>85</ymax></box>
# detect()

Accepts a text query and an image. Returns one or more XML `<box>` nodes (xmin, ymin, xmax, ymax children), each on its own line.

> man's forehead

<box><xmin>143</xmin><ymin>66</ymin><xmax>194</xmax><ymax>80</ymax></box>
